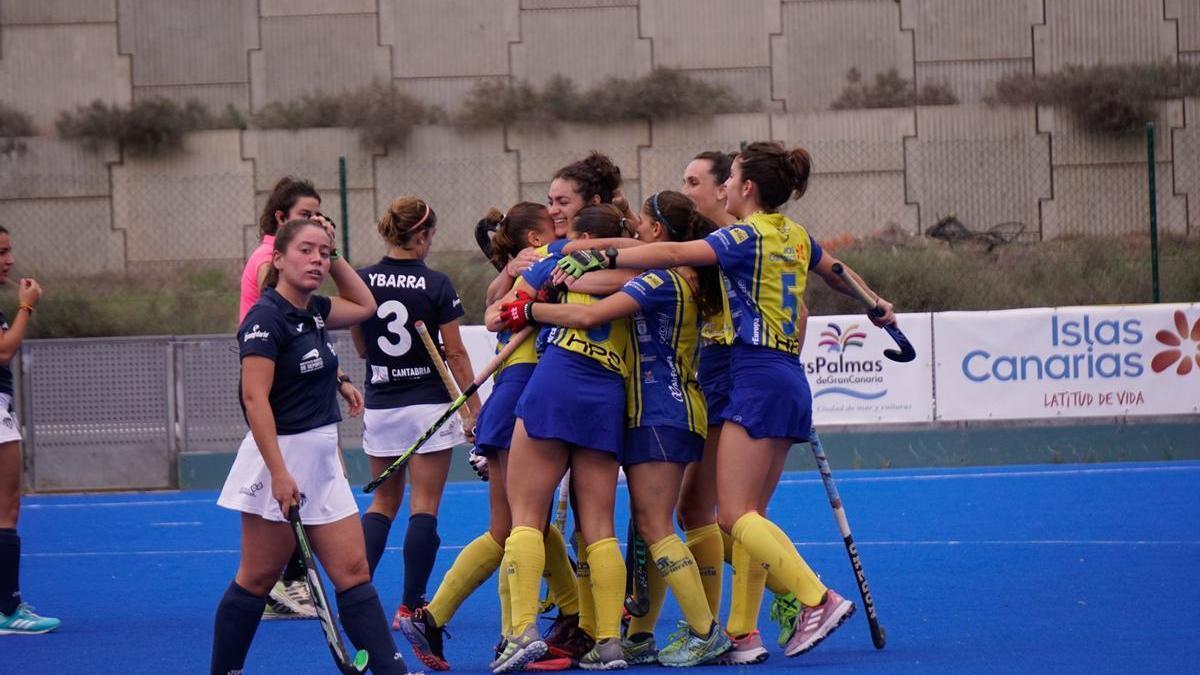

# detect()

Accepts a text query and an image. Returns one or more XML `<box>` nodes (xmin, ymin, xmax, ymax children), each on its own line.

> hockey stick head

<box><xmin>831</xmin><ymin>262</ymin><xmax>916</xmax><ymax>363</ymax></box>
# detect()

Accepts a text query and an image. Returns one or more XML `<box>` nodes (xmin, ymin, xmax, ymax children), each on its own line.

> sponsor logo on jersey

<box><xmin>367</xmin><ymin>273</ymin><xmax>427</xmax><ymax>289</ymax></box>
<box><xmin>300</xmin><ymin>348</ymin><xmax>325</xmax><ymax>374</ymax></box>
<box><xmin>452</xmin><ymin>296</ymin><xmax>462</xmax><ymax>308</ymax></box>
<box><xmin>371</xmin><ymin>365</ymin><xmax>390</xmax><ymax>384</ymax></box>
<box><xmin>730</xmin><ymin>227</ymin><xmax>750</xmax><ymax>244</ymax></box>
<box><xmin>643</xmin><ymin>273</ymin><xmax>664</xmax><ymax>288</ymax></box>
<box><xmin>313</xmin><ymin>313</ymin><xmax>325</xmax><ymax>330</ymax></box>
<box><xmin>243</xmin><ymin>324</ymin><xmax>271</xmax><ymax>342</ymax></box>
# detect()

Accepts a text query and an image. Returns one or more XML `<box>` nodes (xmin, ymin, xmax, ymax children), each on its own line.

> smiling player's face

<box><xmin>276</xmin><ymin>224</ymin><xmax>332</xmax><ymax>292</ymax></box>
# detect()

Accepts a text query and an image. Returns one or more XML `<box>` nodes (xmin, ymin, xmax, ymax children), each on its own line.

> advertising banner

<box><xmin>802</xmin><ymin>312</ymin><xmax>935</xmax><ymax>424</ymax></box>
<box><xmin>934</xmin><ymin>304</ymin><xmax>1200</xmax><ymax>421</ymax></box>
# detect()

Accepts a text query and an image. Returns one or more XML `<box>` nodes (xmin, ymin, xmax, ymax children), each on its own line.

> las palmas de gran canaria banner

<box><xmin>801</xmin><ymin>313</ymin><xmax>934</xmax><ymax>425</ymax></box>
<box><xmin>934</xmin><ymin>303</ymin><xmax>1200</xmax><ymax>421</ymax></box>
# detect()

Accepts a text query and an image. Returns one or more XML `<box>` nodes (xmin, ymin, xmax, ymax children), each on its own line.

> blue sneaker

<box><xmin>0</xmin><ymin>603</ymin><xmax>60</xmax><ymax>635</ymax></box>
<box><xmin>657</xmin><ymin>621</ymin><xmax>731</xmax><ymax>667</ymax></box>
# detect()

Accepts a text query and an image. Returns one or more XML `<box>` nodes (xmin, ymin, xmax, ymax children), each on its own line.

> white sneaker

<box><xmin>265</xmin><ymin>579</ymin><xmax>317</xmax><ymax>619</ymax></box>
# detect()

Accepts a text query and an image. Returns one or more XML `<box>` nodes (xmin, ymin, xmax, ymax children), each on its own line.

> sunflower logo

<box><xmin>1151</xmin><ymin>311</ymin><xmax>1200</xmax><ymax>375</ymax></box>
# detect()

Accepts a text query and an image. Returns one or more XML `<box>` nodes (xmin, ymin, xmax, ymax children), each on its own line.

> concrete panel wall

<box><xmin>0</xmin><ymin>0</ymin><xmax>115</xmax><ymax>24</ymax></box>
<box><xmin>915</xmin><ymin>59</ymin><xmax>1032</xmax><ymax>105</ymax></box>
<box><xmin>638</xmin><ymin>113</ymin><xmax>770</xmax><ymax>198</ymax></box>
<box><xmin>906</xmin><ymin>104</ymin><xmax>1049</xmax><ymax>236</ymax></box>
<box><xmin>684</xmin><ymin>67</ymin><xmax>779</xmax><ymax>113</ymax></box>
<box><xmin>374</xmin><ymin>126</ymin><xmax>518</xmax><ymax>253</ymax></box>
<box><xmin>511</xmin><ymin>6</ymin><xmax>651</xmax><ymax>87</ymax></box>
<box><xmin>0</xmin><ymin>197</ymin><xmax>124</xmax><ymax>276</ymax></box>
<box><xmin>1035</xmin><ymin>0</ymin><xmax>1177</xmax><ymax>74</ymax></box>
<box><xmin>640</xmin><ymin>0</ymin><xmax>778</xmax><ymax>69</ymax></box>
<box><xmin>260</xmin><ymin>0</ymin><xmax>377</xmax><ymax>16</ymax></box>
<box><xmin>1167</xmin><ymin>0</ymin><xmax>1200</xmax><ymax>54</ymax></box>
<box><xmin>902</xmin><ymin>0</ymin><xmax>1039</xmax><ymax>61</ymax></box>
<box><xmin>508</xmin><ymin>120</ymin><xmax>649</xmax><ymax>211</ymax></box>
<box><xmin>392</xmin><ymin>75</ymin><xmax>509</xmax><ymax>112</ymax></box>
<box><xmin>0</xmin><ymin>23</ymin><xmax>131</xmax><ymax>132</ymax></box>
<box><xmin>773</xmin><ymin>108</ymin><xmax>918</xmax><ymax>236</ymax></box>
<box><xmin>111</xmin><ymin>131</ymin><xmax>254</xmax><ymax>262</ymax></box>
<box><xmin>381</xmin><ymin>0</ymin><xmax>517</xmax><ymax>78</ymax></box>
<box><xmin>1040</xmin><ymin>105</ymin><xmax>1188</xmax><ymax>238</ymax></box>
<box><xmin>250</xmin><ymin>13</ymin><xmax>391</xmax><ymax>109</ymax></box>
<box><xmin>0</xmin><ymin>138</ymin><xmax>115</xmax><ymax>199</ymax></box>
<box><xmin>243</xmin><ymin>128</ymin><xmax>377</xmax><ymax>192</ymax></box>
<box><xmin>1173</xmin><ymin>98</ymin><xmax>1199</xmax><ymax>235</ymax></box>
<box><xmin>772</xmin><ymin>0</ymin><xmax>911</xmax><ymax>112</ymax></box>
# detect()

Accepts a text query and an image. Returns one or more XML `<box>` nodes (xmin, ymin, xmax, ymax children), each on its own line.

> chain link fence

<box><xmin>1</xmin><ymin>131</ymin><xmax>1196</xmax><ymax>338</ymax></box>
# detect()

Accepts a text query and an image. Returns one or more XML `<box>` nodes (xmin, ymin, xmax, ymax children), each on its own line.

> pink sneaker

<box><xmin>714</xmin><ymin>629</ymin><xmax>768</xmax><ymax>665</ymax></box>
<box><xmin>784</xmin><ymin>589</ymin><xmax>855</xmax><ymax>657</ymax></box>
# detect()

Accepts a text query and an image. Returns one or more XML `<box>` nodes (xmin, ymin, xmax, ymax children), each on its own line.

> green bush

<box><xmin>0</xmin><ymin>100</ymin><xmax>33</xmax><ymax>154</ymax></box>
<box><xmin>253</xmin><ymin>81</ymin><xmax>440</xmax><ymax>148</ymax></box>
<box><xmin>56</xmin><ymin>98</ymin><xmax>246</xmax><ymax>156</ymax></box>
<box><xmin>454</xmin><ymin>68</ymin><xmax>749</xmax><ymax>129</ymax></box>
<box><xmin>831</xmin><ymin>68</ymin><xmax>958</xmax><ymax>110</ymax></box>
<box><xmin>986</xmin><ymin>62</ymin><xmax>1200</xmax><ymax>135</ymax></box>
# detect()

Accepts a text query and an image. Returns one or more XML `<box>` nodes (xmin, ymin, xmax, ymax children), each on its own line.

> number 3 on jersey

<box><xmin>780</xmin><ymin>273</ymin><xmax>799</xmax><ymax>336</ymax></box>
<box><xmin>376</xmin><ymin>299</ymin><xmax>411</xmax><ymax>356</ymax></box>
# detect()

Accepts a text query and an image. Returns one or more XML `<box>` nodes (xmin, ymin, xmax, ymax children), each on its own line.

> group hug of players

<box><xmin>206</xmin><ymin>141</ymin><xmax>896</xmax><ymax>674</ymax></box>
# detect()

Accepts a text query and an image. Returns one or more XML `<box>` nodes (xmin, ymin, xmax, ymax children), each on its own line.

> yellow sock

<box><xmin>574</xmin><ymin>533</ymin><xmax>597</xmax><ymax>638</ymax></box>
<box><xmin>502</xmin><ymin>526</ymin><xmax>545</xmax><ymax>635</ymax></box>
<box><xmin>726</xmin><ymin>538</ymin><xmax>767</xmax><ymax>636</ymax></box>
<box><xmin>584</xmin><ymin>538</ymin><xmax>625</xmax><ymax>641</ymax></box>
<box><xmin>625</xmin><ymin>546</ymin><xmax>666</xmax><ymax>637</ymax></box>
<box><xmin>648</xmin><ymin>534</ymin><xmax>713</xmax><ymax>635</ymax></box>
<box><xmin>426</xmin><ymin>532</ymin><xmax>503</xmax><ymax>627</ymax></box>
<box><xmin>763</xmin><ymin>518</ymin><xmax>803</xmax><ymax>597</ymax></box>
<box><xmin>721</xmin><ymin>528</ymin><xmax>734</xmax><ymax>564</ymax></box>
<box><xmin>685</xmin><ymin>524</ymin><xmax>724</xmax><ymax>618</ymax></box>
<box><xmin>732</xmin><ymin>513</ymin><xmax>826</xmax><ymax>607</ymax></box>
<box><xmin>543</xmin><ymin>526</ymin><xmax>579</xmax><ymax>616</ymax></box>
<box><xmin>498</xmin><ymin>560</ymin><xmax>513</xmax><ymax>636</ymax></box>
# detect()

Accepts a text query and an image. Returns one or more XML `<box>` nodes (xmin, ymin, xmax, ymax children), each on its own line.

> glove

<box><xmin>499</xmin><ymin>290</ymin><xmax>536</xmax><ymax>332</ymax></box>
<box><xmin>555</xmin><ymin>248</ymin><xmax>610</xmax><ymax>279</ymax></box>
<box><xmin>534</xmin><ymin>284</ymin><xmax>563</xmax><ymax>304</ymax></box>
<box><xmin>467</xmin><ymin>449</ymin><xmax>489</xmax><ymax>482</ymax></box>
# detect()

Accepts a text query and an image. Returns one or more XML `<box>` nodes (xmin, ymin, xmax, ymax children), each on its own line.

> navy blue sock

<box><xmin>337</xmin><ymin>582</ymin><xmax>408</xmax><ymax>674</ymax></box>
<box><xmin>210</xmin><ymin>581</ymin><xmax>266</xmax><ymax>675</ymax></box>
<box><xmin>402</xmin><ymin>513</ymin><xmax>440</xmax><ymax>608</ymax></box>
<box><xmin>0</xmin><ymin>528</ymin><xmax>19</xmax><ymax>615</ymax></box>
<box><xmin>361</xmin><ymin>512</ymin><xmax>393</xmax><ymax>578</ymax></box>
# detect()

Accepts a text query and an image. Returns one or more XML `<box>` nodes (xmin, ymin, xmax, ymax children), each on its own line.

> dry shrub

<box><xmin>831</xmin><ymin>68</ymin><xmax>958</xmax><ymax>110</ymax></box>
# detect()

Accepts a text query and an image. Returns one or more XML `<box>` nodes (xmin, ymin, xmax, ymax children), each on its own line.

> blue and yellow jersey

<box><xmin>620</xmin><ymin>270</ymin><xmax>707</xmax><ymax>435</ymax></box>
<box><xmin>699</xmin><ymin>286</ymin><xmax>734</xmax><ymax>347</ymax></box>
<box><xmin>534</xmin><ymin>239</ymin><xmax>568</xmax><ymax>258</ymax></box>
<box><xmin>703</xmin><ymin>212</ymin><xmax>824</xmax><ymax>356</ymax></box>
<box><xmin>545</xmin><ymin>290</ymin><xmax>631</xmax><ymax>378</ymax></box>
<box><xmin>493</xmin><ymin>326</ymin><xmax>539</xmax><ymax>378</ymax></box>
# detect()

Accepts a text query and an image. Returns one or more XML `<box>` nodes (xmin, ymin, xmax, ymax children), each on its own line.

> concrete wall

<box><xmin>0</xmin><ymin>0</ymin><xmax>1196</xmax><ymax>276</ymax></box>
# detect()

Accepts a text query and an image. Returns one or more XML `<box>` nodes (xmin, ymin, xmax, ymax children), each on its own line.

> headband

<box><xmin>651</xmin><ymin>192</ymin><xmax>681</xmax><ymax>238</ymax></box>
<box><xmin>406</xmin><ymin>201</ymin><xmax>431</xmax><ymax>232</ymax></box>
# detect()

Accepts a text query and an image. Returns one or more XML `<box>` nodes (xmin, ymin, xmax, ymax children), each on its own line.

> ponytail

<box><xmin>643</xmin><ymin>191</ymin><xmax>722</xmax><ymax>319</ymax></box>
<box><xmin>737</xmin><ymin>141</ymin><xmax>813</xmax><ymax>210</ymax></box>
<box><xmin>483</xmin><ymin>202</ymin><xmax>551</xmax><ymax>270</ymax></box>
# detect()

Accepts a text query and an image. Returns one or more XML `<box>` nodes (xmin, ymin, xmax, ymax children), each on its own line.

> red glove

<box><xmin>500</xmin><ymin>290</ymin><xmax>536</xmax><ymax>332</ymax></box>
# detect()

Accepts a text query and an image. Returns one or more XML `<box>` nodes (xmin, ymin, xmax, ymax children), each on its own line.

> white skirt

<box><xmin>217</xmin><ymin>423</ymin><xmax>358</xmax><ymax>525</ymax></box>
<box><xmin>361</xmin><ymin>402</ymin><xmax>467</xmax><ymax>458</ymax></box>
<box><xmin>0</xmin><ymin>394</ymin><xmax>21</xmax><ymax>444</ymax></box>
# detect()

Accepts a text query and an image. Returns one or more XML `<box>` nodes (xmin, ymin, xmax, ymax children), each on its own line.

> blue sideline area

<box><xmin>8</xmin><ymin>460</ymin><xmax>1198</xmax><ymax>673</ymax></box>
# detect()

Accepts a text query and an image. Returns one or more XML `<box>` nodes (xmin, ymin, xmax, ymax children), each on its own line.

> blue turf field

<box><xmin>7</xmin><ymin>460</ymin><xmax>1199</xmax><ymax>674</ymax></box>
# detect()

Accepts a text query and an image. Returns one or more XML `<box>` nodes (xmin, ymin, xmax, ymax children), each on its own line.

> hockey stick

<box><xmin>539</xmin><ymin>470</ymin><xmax>572</xmax><ymax>614</ymax></box>
<box><xmin>414</xmin><ymin>321</ymin><xmax>474</xmax><ymax>429</ymax></box>
<box><xmin>830</xmin><ymin>262</ymin><xmax>915</xmax><ymax>363</ymax></box>
<box><xmin>807</xmin><ymin>429</ymin><xmax>886</xmax><ymax>649</ymax></box>
<box><xmin>287</xmin><ymin>504</ymin><xmax>372</xmax><ymax>674</ymax></box>
<box><xmin>623</xmin><ymin>518</ymin><xmax>651</xmax><ymax>617</ymax></box>
<box><xmin>363</xmin><ymin>326</ymin><xmax>535</xmax><ymax>494</ymax></box>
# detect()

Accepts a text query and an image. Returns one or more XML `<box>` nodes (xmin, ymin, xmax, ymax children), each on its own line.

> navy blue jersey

<box><xmin>0</xmin><ymin>310</ymin><xmax>11</xmax><ymax>397</ymax></box>
<box><xmin>238</xmin><ymin>288</ymin><xmax>341</xmax><ymax>435</ymax></box>
<box><xmin>357</xmin><ymin>257</ymin><xmax>465</xmax><ymax>409</ymax></box>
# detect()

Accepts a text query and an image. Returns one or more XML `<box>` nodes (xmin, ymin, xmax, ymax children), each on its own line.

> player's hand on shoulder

<box><xmin>556</xmin><ymin>248</ymin><xmax>608</xmax><ymax>279</ymax></box>
<box><xmin>507</xmin><ymin>247</ymin><xmax>541</xmax><ymax>277</ymax></box>
<box><xmin>499</xmin><ymin>290</ymin><xmax>536</xmax><ymax>332</ymax></box>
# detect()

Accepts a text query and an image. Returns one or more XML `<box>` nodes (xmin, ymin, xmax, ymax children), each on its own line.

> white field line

<box><xmin>24</xmin><ymin>463</ymin><xmax>1199</xmax><ymax>510</ymax></box>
